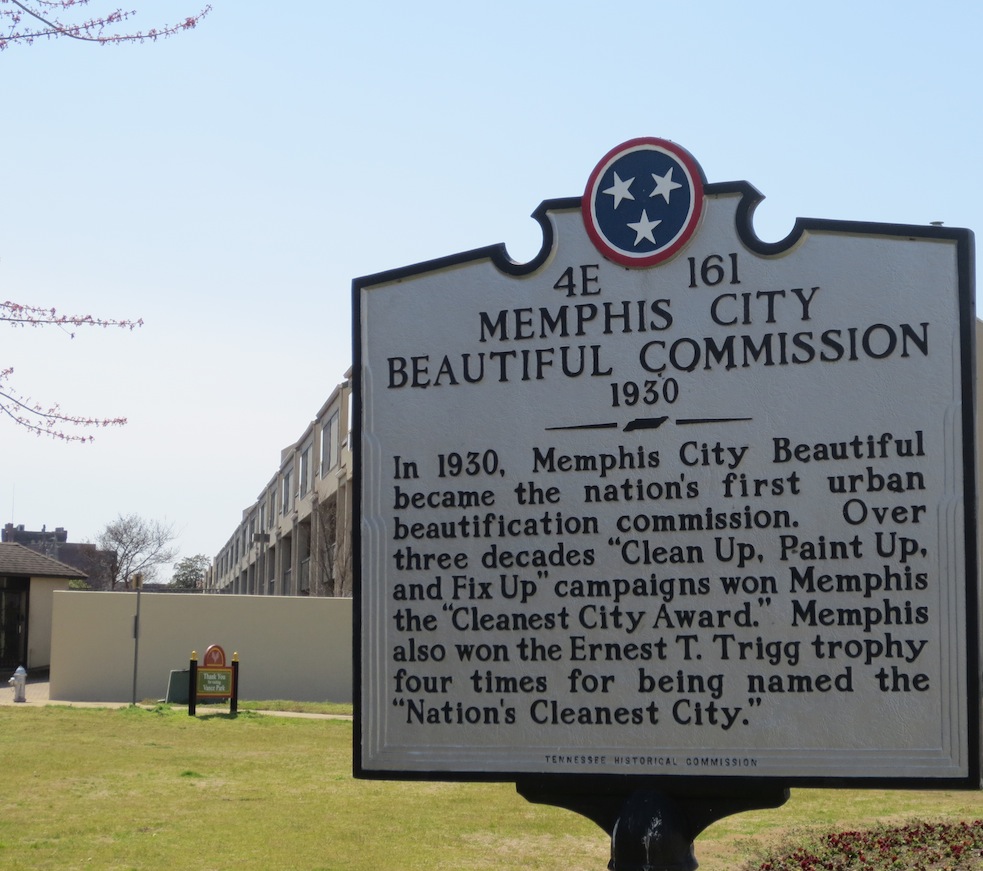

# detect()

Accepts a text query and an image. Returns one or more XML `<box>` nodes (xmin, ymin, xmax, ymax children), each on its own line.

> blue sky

<box><xmin>2</xmin><ymin>0</ymin><xmax>981</xmax><ymax>565</ymax></box>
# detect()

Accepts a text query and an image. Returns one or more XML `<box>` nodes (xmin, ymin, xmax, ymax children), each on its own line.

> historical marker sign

<box><xmin>354</xmin><ymin>138</ymin><xmax>979</xmax><ymax>787</ymax></box>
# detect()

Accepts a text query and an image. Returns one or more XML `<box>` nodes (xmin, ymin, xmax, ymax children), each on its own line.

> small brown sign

<box><xmin>189</xmin><ymin>646</ymin><xmax>239</xmax><ymax>715</ymax></box>
<box><xmin>203</xmin><ymin>644</ymin><xmax>227</xmax><ymax>667</ymax></box>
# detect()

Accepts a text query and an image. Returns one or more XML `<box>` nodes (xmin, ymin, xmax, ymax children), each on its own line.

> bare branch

<box><xmin>98</xmin><ymin>513</ymin><xmax>177</xmax><ymax>588</ymax></box>
<box><xmin>2</xmin><ymin>300</ymin><xmax>143</xmax><ymax>334</ymax></box>
<box><xmin>2</xmin><ymin>300</ymin><xmax>139</xmax><ymax>441</ymax></box>
<box><xmin>0</xmin><ymin>1</ymin><xmax>210</xmax><ymax>49</ymax></box>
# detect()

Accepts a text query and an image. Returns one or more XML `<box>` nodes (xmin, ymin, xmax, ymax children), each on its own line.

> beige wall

<box><xmin>27</xmin><ymin>579</ymin><xmax>71</xmax><ymax>669</ymax></box>
<box><xmin>50</xmin><ymin>592</ymin><xmax>352</xmax><ymax>703</ymax></box>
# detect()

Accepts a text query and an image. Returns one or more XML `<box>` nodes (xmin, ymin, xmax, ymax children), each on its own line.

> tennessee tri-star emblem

<box><xmin>582</xmin><ymin>137</ymin><xmax>704</xmax><ymax>268</ymax></box>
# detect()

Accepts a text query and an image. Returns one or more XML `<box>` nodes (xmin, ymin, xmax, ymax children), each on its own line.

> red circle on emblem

<box><xmin>582</xmin><ymin>137</ymin><xmax>705</xmax><ymax>268</ymax></box>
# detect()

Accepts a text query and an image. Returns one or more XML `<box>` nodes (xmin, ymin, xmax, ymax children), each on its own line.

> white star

<box><xmin>626</xmin><ymin>210</ymin><xmax>661</xmax><ymax>246</ymax></box>
<box><xmin>650</xmin><ymin>167</ymin><xmax>682</xmax><ymax>203</ymax></box>
<box><xmin>602</xmin><ymin>172</ymin><xmax>635</xmax><ymax>209</ymax></box>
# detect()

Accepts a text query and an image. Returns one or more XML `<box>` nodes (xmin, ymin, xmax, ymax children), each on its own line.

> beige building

<box><xmin>0</xmin><ymin>543</ymin><xmax>87</xmax><ymax>670</ymax></box>
<box><xmin>207</xmin><ymin>373</ymin><xmax>353</xmax><ymax>597</ymax></box>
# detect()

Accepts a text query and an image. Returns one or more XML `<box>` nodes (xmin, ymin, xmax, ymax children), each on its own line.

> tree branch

<box><xmin>0</xmin><ymin>1</ymin><xmax>211</xmax><ymax>48</ymax></box>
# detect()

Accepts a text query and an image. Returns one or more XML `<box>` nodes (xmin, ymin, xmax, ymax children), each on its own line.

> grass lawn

<box><xmin>1</xmin><ymin>705</ymin><xmax>980</xmax><ymax>870</ymax></box>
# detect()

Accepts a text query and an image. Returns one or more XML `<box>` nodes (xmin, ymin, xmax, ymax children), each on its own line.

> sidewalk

<box><xmin>0</xmin><ymin>673</ymin><xmax>128</xmax><ymax>708</ymax></box>
<box><xmin>0</xmin><ymin>673</ymin><xmax>352</xmax><ymax>719</ymax></box>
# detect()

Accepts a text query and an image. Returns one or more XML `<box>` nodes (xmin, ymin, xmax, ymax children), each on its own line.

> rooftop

<box><xmin>0</xmin><ymin>543</ymin><xmax>88</xmax><ymax>579</ymax></box>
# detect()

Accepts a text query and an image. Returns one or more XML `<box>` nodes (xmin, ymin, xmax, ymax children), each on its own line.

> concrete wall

<box><xmin>50</xmin><ymin>591</ymin><xmax>352</xmax><ymax>703</ymax></box>
<box><xmin>28</xmin><ymin>579</ymin><xmax>71</xmax><ymax>670</ymax></box>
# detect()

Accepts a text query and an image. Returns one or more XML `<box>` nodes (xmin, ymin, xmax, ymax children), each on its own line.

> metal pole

<box><xmin>231</xmin><ymin>654</ymin><xmax>239</xmax><ymax>715</ymax></box>
<box><xmin>131</xmin><ymin>586</ymin><xmax>141</xmax><ymax>705</ymax></box>
<box><xmin>517</xmin><ymin>778</ymin><xmax>789</xmax><ymax>870</ymax></box>
<box><xmin>189</xmin><ymin>653</ymin><xmax>197</xmax><ymax>716</ymax></box>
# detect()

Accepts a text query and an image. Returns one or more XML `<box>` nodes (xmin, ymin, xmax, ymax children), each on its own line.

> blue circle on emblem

<box><xmin>583</xmin><ymin>138</ymin><xmax>704</xmax><ymax>268</ymax></box>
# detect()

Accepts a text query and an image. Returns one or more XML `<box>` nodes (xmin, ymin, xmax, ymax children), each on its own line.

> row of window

<box><xmin>280</xmin><ymin>409</ymin><xmax>340</xmax><ymax>516</ymax></box>
<box><xmin>215</xmin><ymin>403</ymin><xmax>344</xmax><ymax>581</ymax></box>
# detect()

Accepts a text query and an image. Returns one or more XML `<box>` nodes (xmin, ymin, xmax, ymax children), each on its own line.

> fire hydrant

<box><xmin>8</xmin><ymin>666</ymin><xmax>26</xmax><ymax>703</ymax></box>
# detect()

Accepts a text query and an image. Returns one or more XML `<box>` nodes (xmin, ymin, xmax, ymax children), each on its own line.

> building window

<box><xmin>321</xmin><ymin>411</ymin><xmax>339</xmax><ymax>477</ymax></box>
<box><xmin>282</xmin><ymin>469</ymin><xmax>293</xmax><ymax>515</ymax></box>
<box><xmin>300</xmin><ymin>443</ymin><xmax>312</xmax><ymax>497</ymax></box>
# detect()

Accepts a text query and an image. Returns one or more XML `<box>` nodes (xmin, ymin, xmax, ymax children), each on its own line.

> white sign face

<box><xmin>355</xmin><ymin>139</ymin><xmax>978</xmax><ymax>785</ymax></box>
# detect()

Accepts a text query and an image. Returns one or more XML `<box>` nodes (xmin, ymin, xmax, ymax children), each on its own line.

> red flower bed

<box><xmin>748</xmin><ymin>820</ymin><xmax>983</xmax><ymax>870</ymax></box>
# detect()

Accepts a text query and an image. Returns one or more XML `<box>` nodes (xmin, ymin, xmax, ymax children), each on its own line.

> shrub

<box><xmin>746</xmin><ymin>820</ymin><xmax>983</xmax><ymax>870</ymax></box>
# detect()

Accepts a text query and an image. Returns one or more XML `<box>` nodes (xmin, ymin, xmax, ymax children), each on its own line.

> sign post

<box><xmin>188</xmin><ymin>645</ymin><xmax>238</xmax><ymax>716</ymax></box>
<box><xmin>354</xmin><ymin>138</ymin><xmax>978</xmax><ymax>867</ymax></box>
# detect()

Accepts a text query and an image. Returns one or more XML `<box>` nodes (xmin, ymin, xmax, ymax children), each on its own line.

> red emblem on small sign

<box><xmin>203</xmin><ymin>644</ymin><xmax>226</xmax><ymax>667</ymax></box>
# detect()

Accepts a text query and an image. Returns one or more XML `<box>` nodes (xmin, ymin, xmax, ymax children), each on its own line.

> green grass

<box><xmin>235</xmin><ymin>699</ymin><xmax>353</xmax><ymax>716</ymax></box>
<box><xmin>0</xmin><ymin>705</ymin><xmax>605</xmax><ymax>871</ymax></box>
<box><xmin>1</xmin><ymin>705</ymin><xmax>981</xmax><ymax>870</ymax></box>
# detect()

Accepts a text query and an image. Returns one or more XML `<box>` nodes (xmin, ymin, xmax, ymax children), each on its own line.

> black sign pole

<box><xmin>517</xmin><ymin>777</ymin><xmax>788</xmax><ymax>870</ymax></box>
<box><xmin>188</xmin><ymin>653</ymin><xmax>197</xmax><ymax>717</ymax></box>
<box><xmin>130</xmin><ymin>586</ymin><xmax>140</xmax><ymax>706</ymax></box>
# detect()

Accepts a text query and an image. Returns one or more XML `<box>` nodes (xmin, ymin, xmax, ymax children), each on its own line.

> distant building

<box><xmin>207</xmin><ymin>373</ymin><xmax>352</xmax><ymax>597</ymax></box>
<box><xmin>0</xmin><ymin>542</ymin><xmax>87</xmax><ymax>669</ymax></box>
<box><xmin>1</xmin><ymin>523</ymin><xmax>115</xmax><ymax>590</ymax></box>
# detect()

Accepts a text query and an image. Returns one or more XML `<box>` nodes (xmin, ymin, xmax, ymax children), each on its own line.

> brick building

<box><xmin>1</xmin><ymin>524</ymin><xmax>115</xmax><ymax>590</ymax></box>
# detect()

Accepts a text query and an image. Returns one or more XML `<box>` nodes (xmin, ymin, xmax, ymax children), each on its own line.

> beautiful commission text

<box><xmin>387</xmin><ymin>300</ymin><xmax>928</xmax><ymax>389</ymax></box>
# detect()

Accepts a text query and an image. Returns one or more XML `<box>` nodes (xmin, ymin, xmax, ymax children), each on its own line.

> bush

<box><xmin>746</xmin><ymin>820</ymin><xmax>983</xmax><ymax>870</ymax></box>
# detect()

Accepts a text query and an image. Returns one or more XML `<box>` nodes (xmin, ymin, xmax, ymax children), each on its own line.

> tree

<box><xmin>2</xmin><ymin>6</ymin><xmax>209</xmax><ymax>436</ymax></box>
<box><xmin>171</xmin><ymin>553</ymin><xmax>209</xmax><ymax>590</ymax></box>
<box><xmin>0</xmin><ymin>1</ymin><xmax>211</xmax><ymax>49</ymax></box>
<box><xmin>314</xmin><ymin>494</ymin><xmax>352</xmax><ymax>597</ymax></box>
<box><xmin>97</xmin><ymin>513</ymin><xmax>177</xmax><ymax>589</ymax></box>
<box><xmin>2</xmin><ymin>301</ymin><xmax>142</xmax><ymax>441</ymax></box>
